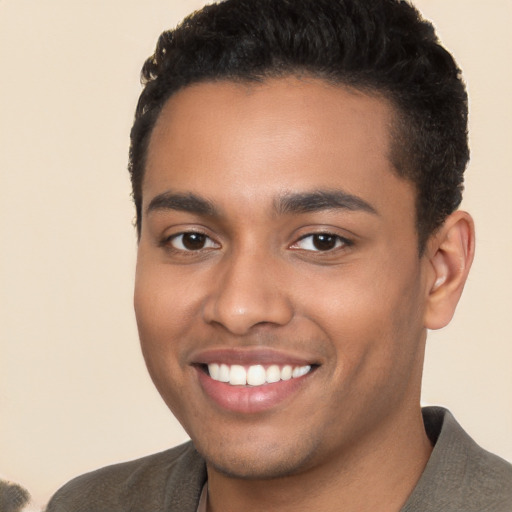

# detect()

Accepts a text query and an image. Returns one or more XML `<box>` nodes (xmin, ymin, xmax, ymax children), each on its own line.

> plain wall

<box><xmin>1</xmin><ymin>0</ymin><xmax>511</xmax><ymax>508</ymax></box>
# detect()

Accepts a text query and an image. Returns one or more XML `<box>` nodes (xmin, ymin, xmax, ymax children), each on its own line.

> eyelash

<box><xmin>161</xmin><ymin>231</ymin><xmax>353</xmax><ymax>255</ymax></box>
<box><xmin>290</xmin><ymin>233</ymin><xmax>353</xmax><ymax>252</ymax></box>
<box><xmin>161</xmin><ymin>231</ymin><xmax>219</xmax><ymax>253</ymax></box>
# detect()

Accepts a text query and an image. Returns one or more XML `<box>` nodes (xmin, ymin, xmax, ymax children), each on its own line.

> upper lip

<box><xmin>189</xmin><ymin>347</ymin><xmax>320</xmax><ymax>367</ymax></box>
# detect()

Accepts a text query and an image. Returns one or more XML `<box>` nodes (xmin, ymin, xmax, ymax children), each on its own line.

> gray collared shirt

<box><xmin>46</xmin><ymin>407</ymin><xmax>512</xmax><ymax>512</ymax></box>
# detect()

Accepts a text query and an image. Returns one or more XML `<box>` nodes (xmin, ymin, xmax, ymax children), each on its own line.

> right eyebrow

<box><xmin>146</xmin><ymin>192</ymin><xmax>217</xmax><ymax>217</ymax></box>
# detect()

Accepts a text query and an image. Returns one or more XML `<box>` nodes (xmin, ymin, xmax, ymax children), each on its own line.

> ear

<box><xmin>423</xmin><ymin>210</ymin><xmax>475</xmax><ymax>330</ymax></box>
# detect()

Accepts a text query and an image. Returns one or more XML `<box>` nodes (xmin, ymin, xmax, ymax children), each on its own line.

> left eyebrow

<box><xmin>274</xmin><ymin>189</ymin><xmax>378</xmax><ymax>216</ymax></box>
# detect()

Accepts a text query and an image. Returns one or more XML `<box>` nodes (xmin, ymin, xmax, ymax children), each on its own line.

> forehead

<box><xmin>143</xmin><ymin>77</ymin><xmax>413</xmax><ymax>219</ymax></box>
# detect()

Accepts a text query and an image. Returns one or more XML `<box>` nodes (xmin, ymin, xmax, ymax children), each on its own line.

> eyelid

<box><xmin>158</xmin><ymin>227</ymin><xmax>353</xmax><ymax>255</ymax></box>
<box><xmin>289</xmin><ymin>232</ymin><xmax>353</xmax><ymax>252</ymax></box>
<box><xmin>160</xmin><ymin>229</ymin><xmax>221</xmax><ymax>252</ymax></box>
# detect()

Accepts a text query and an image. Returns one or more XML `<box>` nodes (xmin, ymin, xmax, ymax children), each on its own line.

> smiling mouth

<box><xmin>202</xmin><ymin>363</ymin><xmax>315</xmax><ymax>386</ymax></box>
<box><xmin>194</xmin><ymin>353</ymin><xmax>319</xmax><ymax>413</ymax></box>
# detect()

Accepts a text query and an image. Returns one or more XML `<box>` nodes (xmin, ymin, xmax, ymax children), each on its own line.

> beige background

<box><xmin>1</xmin><ymin>0</ymin><xmax>511</xmax><ymax>508</ymax></box>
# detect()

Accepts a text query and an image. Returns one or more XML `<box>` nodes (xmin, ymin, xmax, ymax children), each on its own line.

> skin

<box><xmin>134</xmin><ymin>77</ymin><xmax>474</xmax><ymax>512</ymax></box>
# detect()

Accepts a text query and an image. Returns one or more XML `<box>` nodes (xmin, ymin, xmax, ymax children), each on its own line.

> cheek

<box><xmin>299</xmin><ymin>255</ymin><xmax>425</xmax><ymax>368</ymax></box>
<box><xmin>134</xmin><ymin>259</ymin><xmax>202</xmax><ymax>341</ymax></box>
<box><xmin>134</xmin><ymin>263</ymin><xmax>189</xmax><ymax>380</ymax></box>
<box><xmin>134</xmin><ymin>272</ymin><xmax>194</xmax><ymax>417</ymax></box>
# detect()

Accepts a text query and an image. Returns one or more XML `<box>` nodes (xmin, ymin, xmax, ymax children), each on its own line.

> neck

<box><xmin>206</xmin><ymin>405</ymin><xmax>432</xmax><ymax>512</ymax></box>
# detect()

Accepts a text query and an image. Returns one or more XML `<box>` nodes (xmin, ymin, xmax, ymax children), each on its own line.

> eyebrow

<box><xmin>145</xmin><ymin>188</ymin><xmax>378</xmax><ymax>218</ymax></box>
<box><xmin>275</xmin><ymin>190</ymin><xmax>378</xmax><ymax>215</ymax></box>
<box><xmin>146</xmin><ymin>192</ymin><xmax>217</xmax><ymax>216</ymax></box>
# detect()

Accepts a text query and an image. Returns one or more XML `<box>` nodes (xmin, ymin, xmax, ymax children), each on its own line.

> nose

<box><xmin>202</xmin><ymin>249</ymin><xmax>294</xmax><ymax>335</ymax></box>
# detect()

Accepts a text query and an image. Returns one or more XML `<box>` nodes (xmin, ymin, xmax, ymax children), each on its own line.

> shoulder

<box><xmin>403</xmin><ymin>407</ymin><xmax>512</xmax><ymax>512</ymax></box>
<box><xmin>457</xmin><ymin>435</ymin><xmax>512</xmax><ymax>510</ymax></box>
<box><xmin>45</xmin><ymin>441</ymin><xmax>206</xmax><ymax>512</ymax></box>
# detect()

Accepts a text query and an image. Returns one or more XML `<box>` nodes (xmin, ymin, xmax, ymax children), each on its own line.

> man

<box><xmin>46</xmin><ymin>0</ymin><xmax>512</xmax><ymax>510</ymax></box>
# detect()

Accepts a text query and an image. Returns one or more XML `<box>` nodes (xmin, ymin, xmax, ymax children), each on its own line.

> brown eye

<box><xmin>169</xmin><ymin>232</ymin><xmax>218</xmax><ymax>251</ymax></box>
<box><xmin>312</xmin><ymin>234</ymin><xmax>337</xmax><ymax>251</ymax></box>
<box><xmin>291</xmin><ymin>233</ymin><xmax>351</xmax><ymax>252</ymax></box>
<box><xmin>182</xmin><ymin>233</ymin><xmax>206</xmax><ymax>250</ymax></box>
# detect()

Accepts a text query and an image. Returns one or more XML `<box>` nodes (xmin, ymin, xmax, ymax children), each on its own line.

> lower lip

<box><xmin>196</xmin><ymin>368</ymin><xmax>311</xmax><ymax>414</ymax></box>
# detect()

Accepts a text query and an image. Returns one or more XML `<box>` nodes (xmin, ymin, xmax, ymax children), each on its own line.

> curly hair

<box><xmin>129</xmin><ymin>0</ymin><xmax>468</xmax><ymax>251</ymax></box>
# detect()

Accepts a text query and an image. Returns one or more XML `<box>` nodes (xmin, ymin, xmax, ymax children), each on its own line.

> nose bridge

<box><xmin>203</xmin><ymin>243</ymin><xmax>293</xmax><ymax>334</ymax></box>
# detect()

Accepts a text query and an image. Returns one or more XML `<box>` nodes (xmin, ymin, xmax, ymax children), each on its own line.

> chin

<box><xmin>195</xmin><ymin>437</ymin><xmax>318</xmax><ymax>480</ymax></box>
<box><xmin>207</xmin><ymin>456</ymin><xmax>305</xmax><ymax>480</ymax></box>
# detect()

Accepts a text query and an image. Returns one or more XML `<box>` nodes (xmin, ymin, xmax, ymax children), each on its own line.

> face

<box><xmin>135</xmin><ymin>77</ymin><xmax>431</xmax><ymax>479</ymax></box>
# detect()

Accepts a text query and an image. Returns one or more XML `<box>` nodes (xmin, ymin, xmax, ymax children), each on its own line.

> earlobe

<box><xmin>423</xmin><ymin>211</ymin><xmax>475</xmax><ymax>330</ymax></box>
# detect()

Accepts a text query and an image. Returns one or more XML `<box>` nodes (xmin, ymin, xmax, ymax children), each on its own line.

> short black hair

<box><xmin>129</xmin><ymin>0</ymin><xmax>468</xmax><ymax>251</ymax></box>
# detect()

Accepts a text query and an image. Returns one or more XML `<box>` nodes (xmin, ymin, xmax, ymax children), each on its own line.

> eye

<box><xmin>168</xmin><ymin>232</ymin><xmax>219</xmax><ymax>251</ymax></box>
<box><xmin>291</xmin><ymin>233</ymin><xmax>350</xmax><ymax>252</ymax></box>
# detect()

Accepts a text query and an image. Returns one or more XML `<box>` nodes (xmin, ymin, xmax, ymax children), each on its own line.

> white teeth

<box><xmin>218</xmin><ymin>364</ymin><xmax>230</xmax><ymax>382</ymax></box>
<box><xmin>266</xmin><ymin>365</ymin><xmax>281</xmax><ymax>383</ymax></box>
<box><xmin>281</xmin><ymin>365</ymin><xmax>292</xmax><ymax>381</ymax></box>
<box><xmin>209</xmin><ymin>363</ymin><xmax>219</xmax><ymax>380</ymax></box>
<box><xmin>229</xmin><ymin>364</ymin><xmax>247</xmax><ymax>385</ymax></box>
<box><xmin>247</xmin><ymin>365</ymin><xmax>266</xmax><ymax>386</ymax></box>
<box><xmin>292</xmin><ymin>365</ymin><xmax>311</xmax><ymax>378</ymax></box>
<box><xmin>207</xmin><ymin>363</ymin><xmax>312</xmax><ymax>386</ymax></box>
